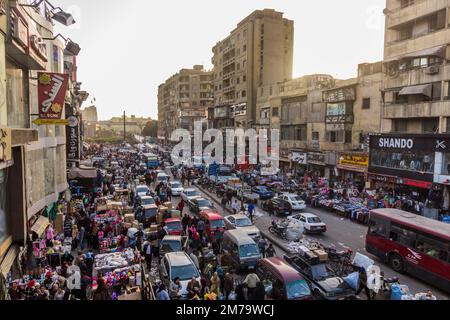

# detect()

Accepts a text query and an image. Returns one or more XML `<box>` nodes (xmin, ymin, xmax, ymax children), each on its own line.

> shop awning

<box><xmin>30</xmin><ymin>216</ymin><xmax>50</xmax><ymax>237</ymax></box>
<box><xmin>399</xmin><ymin>84</ymin><xmax>432</xmax><ymax>97</ymax></box>
<box><xmin>68</xmin><ymin>167</ymin><xmax>97</xmax><ymax>179</ymax></box>
<box><xmin>0</xmin><ymin>245</ymin><xmax>20</xmax><ymax>278</ymax></box>
<box><xmin>336</xmin><ymin>164</ymin><xmax>367</xmax><ymax>174</ymax></box>
<box><xmin>402</xmin><ymin>45</ymin><xmax>445</xmax><ymax>59</ymax></box>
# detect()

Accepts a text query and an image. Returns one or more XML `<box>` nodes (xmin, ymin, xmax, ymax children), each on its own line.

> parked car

<box><xmin>252</xmin><ymin>186</ymin><xmax>274</xmax><ymax>200</ymax></box>
<box><xmin>135</xmin><ymin>185</ymin><xmax>150</xmax><ymax>197</ymax></box>
<box><xmin>256</xmin><ymin>257</ymin><xmax>313</xmax><ymax>300</ymax></box>
<box><xmin>181</xmin><ymin>188</ymin><xmax>201</xmax><ymax>204</ymax></box>
<box><xmin>263</xmin><ymin>198</ymin><xmax>293</xmax><ymax>216</ymax></box>
<box><xmin>288</xmin><ymin>213</ymin><xmax>327</xmax><ymax>234</ymax></box>
<box><xmin>160</xmin><ymin>252</ymin><xmax>201</xmax><ymax>299</ymax></box>
<box><xmin>278</xmin><ymin>193</ymin><xmax>306</xmax><ymax>211</ymax></box>
<box><xmin>168</xmin><ymin>181</ymin><xmax>184</xmax><ymax>196</ymax></box>
<box><xmin>224</xmin><ymin>214</ymin><xmax>260</xmax><ymax>240</ymax></box>
<box><xmin>284</xmin><ymin>254</ymin><xmax>355</xmax><ymax>300</ymax></box>
<box><xmin>189</xmin><ymin>198</ymin><xmax>215</xmax><ymax>215</ymax></box>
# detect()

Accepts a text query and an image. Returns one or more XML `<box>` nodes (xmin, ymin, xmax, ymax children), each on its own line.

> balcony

<box><xmin>383</xmin><ymin>100</ymin><xmax>450</xmax><ymax>118</ymax></box>
<box><xmin>386</xmin><ymin>0</ymin><xmax>446</xmax><ymax>28</ymax></box>
<box><xmin>260</xmin><ymin>118</ymin><xmax>270</xmax><ymax>125</ymax></box>
<box><xmin>384</xmin><ymin>63</ymin><xmax>446</xmax><ymax>89</ymax></box>
<box><xmin>223</xmin><ymin>71</ymin><xmax>235</xmax><ymax>80</ymax></box>
<box><xmin>223</xmin><ymin>85</ymin><xmax>235</xmax><ymax>94</ymax></box>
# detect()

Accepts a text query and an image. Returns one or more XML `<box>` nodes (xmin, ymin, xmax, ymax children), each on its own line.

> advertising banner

<box><xmin>292</xmin><ymin>152</ymin><xmax>307</xmax><ymax>164</ymax></box>
<box><xmin>66</xmin><ymin>115</ymin><xmax>80</xmax><ymax>162</ymax></box>
<box><xmin>38</xmin><ymin>72</ymin><xmax>69</xmax><ymax>120</ymax></box>
<box><xmin>339</xmin><ymin>154</ymin><xmax>368</xmax><ymax>167</ymax></box>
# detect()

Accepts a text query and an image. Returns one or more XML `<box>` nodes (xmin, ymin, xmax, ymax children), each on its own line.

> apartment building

<box><xmin>97</xmin><ymin>115</ymin><xmax>152</xmax><ymax>136</ymax></box>
<box><xmin>382</xmin><ymin>0</ymin><xmax>450</xmax><ymax>133</ymax></box>
<box><xmin>211</xmin><ymin>9</ymin><xmax>294</xmax><ymax>130</ymax></box>
<box><xmin>158</xmin><ymin>65</ymin><xmax>213</xmax><ymax>139</ymax></box>
<box><xmin>81</xmin><ymin>106</ymin><xmax>98</xmax><ymax>138</ymax></box>
<box><xmin>255</xmin><ymin>62</ymin><xmax>383</xmax><ymax>183</ymax></box>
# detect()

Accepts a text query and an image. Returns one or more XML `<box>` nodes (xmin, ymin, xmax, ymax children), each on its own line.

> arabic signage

<box><xmin>326</xmin><ymin>103</ymin><xmax>346</xmax><ymax>116</ymax></box>
<box><xmin>292</xmin><ymin>152</ymin><xmax>307</xmax><ymax>165</ymax></box>
<box><xmin>308</xmin><ymin>152</ymin><xmax>325</xmax><ymax>166</ymax></box>
<box><xmin>368</xmin><ymin>174</ymin><xmax>432</xmax><ymax>189</ymax></box>
<box><xmin>66</xmin><ymin>116</ymin><xmax>80</xmax><ymax>162</ymax></box>
<box><xmin>214</xmin><ymin>106</ymin><xmax>228</xmax><ymax>119</ymax></box>
<box><xmin>324</xmin><ymin>87</ymin><xmax>356</xmax><ymax>103</ymax></box>
<box><xmin>0</xmin><ymin>126</ymin><xmax>12</xmax><ymax>170</ymax></box>
<box><xmin>37</xmin><ymin>72</ymin><xmax>69</xmax><ymax>121</ymax></box>
<box><xmin>339</xmin><ymin>154</ymin><xmax>368</xmax><ymax>167</ymax></box>
<box><xmin>370</xmin><ymin>135</ymin><xmax>450</xmax><ymax>152</ymax></box>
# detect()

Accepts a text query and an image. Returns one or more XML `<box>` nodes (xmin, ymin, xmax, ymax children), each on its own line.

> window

<box><xmin>370</xmin><ymin>149</ymin><xmax>435</xmax><ymax>173</ymax></box>
<box><xmin>236</xmin><ymin>77</ymin><xmax>240</xmax><ymax>84</ymax></box>
<box><xmin>422</xmin><ymin>118</ymin><xmax>439</xmax><ymax>133</ymax></box>
<box><xmin>243</xmin><ymin>75</ymin><xmax>246</xmax><ymax>82</ymax></box>
<box><xmin>329</xmin><ymin>131</ymin><xmax>337</xmax><ymax>142</ymax></box>
<box><xmin>362</xmin><ymin>98</ymin><xmax>371</xmax><ymax>109</ymax></box>
<box><xmin>280</xmin><ymin>86</ymin><xmax>285</xmax><ymax>93</ymax></box>
<box><xmin>237</xmin><ymin>63</ymin><xmax>240</xmax><ymax>70</ymax></box>
<box><xmin>415</xmin><ymin>234</ymin><xmax>449</xmax><ymax>262</ymax></box>
<box><xmin>260</xmin><ymin>87</ymin><xmax>264</xmax><ymax>96</ymax></box>
<box><xmin>243</xmin><ymin>30</ymin><xmax>247</xmax><ymax>38</ymax></box>
<box><xmin>243</xmin><ymin>60</ymin><xmax>246</xmax><ymax>69</ymax></box>
<box><xmin>270</xmin><ymin>87</ymin><xmax>273</xmax><ymax>96</ymax></box>
<box><xmin>345</xmin><ymin>130</ymin><xmax>352</xmax><ymax>144</ymax></box>
<box><xmin>272</xmin><ymin>107</ymin><xmax>279</xmax><ymax>117</ymax></box>
<box><xmin>368</xmin><ymin>216</ymin><xmax>389</xmax><ymax>238</ymax></box>
<box><xmin>261</xmin><ymin>24</ymin><xmax>264</xmax><ymax>35</ymax></box>
<box><xmin>312</xmin><ymin>131</ymin><xmax>319</xmax><ymax>141</ymax></box>
<box><xmin>243</xmin><ymin>45</ymin><xmax>247</xmax><ymax>52</ymax></box>
<box><xmin>393</xmin><ymin>119</ymin><xmax>407</xmax><ymax>133</ymax></box>
<box><xmin>242</xmin><ymin>90</ymin><xmax>246</xmax><ymax>98</ymax></box>
<box><xmin>389</xmin><ymin>224</ymin><xmax>417</xmax><ymax>247</ymax></box>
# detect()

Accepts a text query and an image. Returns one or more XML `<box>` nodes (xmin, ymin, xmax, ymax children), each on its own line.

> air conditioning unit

<box><xmin>425</xmin><ymin>65</ymin><xmax>440</xmax><ymax>75</ymax></box>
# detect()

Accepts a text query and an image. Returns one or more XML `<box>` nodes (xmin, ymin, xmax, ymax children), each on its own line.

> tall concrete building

<box><xmin>158</xmin><ymin>65</ymin><xmax>213</xmax><ymax>139</ymax></box>
<box><xmin>382</xmin><ymin>0</ymin><xmax>450</xmax><ymax>133</ymax></box>
<box><xmin>210</xmin><ymin>9</ymin><xmax>294</xmax><ymax>130</ymax></box>
<box><xmin>81</xmin><ymin>106</ymin><xmax>98</xmax><ymax>138</ymax></box>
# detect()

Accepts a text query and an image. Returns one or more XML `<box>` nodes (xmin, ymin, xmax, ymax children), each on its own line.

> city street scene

<box><xmin>0</xmin><ymin>0</ymin><xmax>449</xmax><ymax>304</ymax></box>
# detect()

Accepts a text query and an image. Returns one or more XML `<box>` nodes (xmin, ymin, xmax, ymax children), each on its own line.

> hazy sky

<box><xmin>53</xmin><ymin>0</ymin><xmax>386</xmax><ymax>120</ymax></box>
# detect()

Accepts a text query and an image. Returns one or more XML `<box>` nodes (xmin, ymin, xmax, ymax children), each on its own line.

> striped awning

<box><xmin>30</xmin><ymin>216</ymin><xmax>50</xmax><ymax>237</ymax></box>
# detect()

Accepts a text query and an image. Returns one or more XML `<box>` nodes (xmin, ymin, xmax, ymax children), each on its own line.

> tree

<box><xmin>142</xmin><ymin>121</ymin><xmax>158</xmax><ymax>138</ymax></box>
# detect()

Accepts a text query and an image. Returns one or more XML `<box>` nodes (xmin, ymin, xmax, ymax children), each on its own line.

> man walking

<box><xmin>248</xmin><ymin>203</ymin><xmax>255</xmax><ymax>223</ymax></box>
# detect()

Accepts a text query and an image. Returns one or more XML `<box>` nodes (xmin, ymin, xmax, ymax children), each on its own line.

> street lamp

<box><xmin>20</xmin><ymin>0</ymin><xmax>76</xmax><ymax>26</ymax></box>
<box><xmin>42</xmin><ymin>33</ymin><xmax>81</xmax><ymax>56</ymax></box>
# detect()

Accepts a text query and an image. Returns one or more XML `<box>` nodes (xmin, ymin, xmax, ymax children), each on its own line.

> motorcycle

<box><xmin>269</xmin><ymin>220</ymin><xmax>288</xmax><ymax>240</ymax></box>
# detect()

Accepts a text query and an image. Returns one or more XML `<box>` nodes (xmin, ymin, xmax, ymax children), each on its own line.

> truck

<box><xmin>284</xmin><ymin>253</ymin><xmax>356</xmax><ymax>300</ymax></box>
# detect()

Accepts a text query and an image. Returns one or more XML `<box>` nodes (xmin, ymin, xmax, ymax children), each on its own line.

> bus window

<box><xmin>416</xmin><ymin>235</ymin><xmax>450</xmax><ymax>263</ymax></box>
<box><xmin>390</xmin><ymin>224</ymin><xmax>416</xmax><ymax>247</ymax></box>
<box><xmin>369</xmin><ymin>217</ymin><xmax>388</xmax><ymax>237</ymax></box>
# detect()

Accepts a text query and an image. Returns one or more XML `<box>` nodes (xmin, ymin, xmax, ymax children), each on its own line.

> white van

<box><xmin>156</xmin><ymin>172</ymin><xmax>169</xmax><ymax>184</ymax></box>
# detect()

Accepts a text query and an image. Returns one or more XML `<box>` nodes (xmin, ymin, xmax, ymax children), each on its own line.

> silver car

<box><xmin>224</xmin><ymin>214</ymin><xmax>260</xmax><ymax>240</ymax></box>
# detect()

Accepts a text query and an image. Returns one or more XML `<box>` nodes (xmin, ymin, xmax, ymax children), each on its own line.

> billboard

<box><xmin>38</xmin><ymin>72</ymin><xmax>69</xmax><ymax>120</ymax></box>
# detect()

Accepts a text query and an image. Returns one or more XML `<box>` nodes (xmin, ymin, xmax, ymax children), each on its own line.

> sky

<box><xmin>53</xmin><ymin>0</ymin><xmax>386</xmax><ymax>120</ymax></box>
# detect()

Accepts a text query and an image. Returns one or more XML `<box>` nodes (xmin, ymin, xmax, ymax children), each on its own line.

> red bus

<box><xmin>365</xmin><ymin>208</ymin><xmax>450</xmax><ymax>292</ymax></box>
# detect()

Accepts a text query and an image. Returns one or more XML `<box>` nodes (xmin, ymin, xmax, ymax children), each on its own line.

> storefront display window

<box><xmin>442</xmin><ymin>153</ymin><xmax>450</xmax><ymax>175</ymax></box>
<box><xmin>0</xmin><ymin>169</ymin><xmax>10</xmax><ymax>245</ymax></box>
<box><xmin>371</xmin><ymin>149</ymin><xmax>434</xmax><ymax>173</ymax></box>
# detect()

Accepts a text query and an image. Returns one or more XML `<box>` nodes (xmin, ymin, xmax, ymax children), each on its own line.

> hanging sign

<box><xmin>37</xmin><ymin>72</ymin><xmax>69</xmax><ymax>123</ymax></box>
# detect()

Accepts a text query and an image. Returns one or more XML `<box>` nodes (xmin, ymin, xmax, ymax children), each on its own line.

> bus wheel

<box><xmin>389</xmin><ymin>253</ymin><xmax>404</xmax><ymax>273</ymax></box>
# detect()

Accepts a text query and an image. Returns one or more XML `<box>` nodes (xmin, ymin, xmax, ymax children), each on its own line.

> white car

<box><xmin>160</xmin><ymin>252</ymin><xmax>201</xmax><ymax>298</ymax></box>
<box><xmin>156</xmin><ymin>172</ymin><xmax>169</xmax><ymax>184</ymax></box>
<box><xmin>135</xmin><ymin>185</ymin><xmax>150</xmax><ymax>197</ymax></box>
<box><xmin>224</xmin><ymin>214</ymin><xmax>260</xmax><ymax>240</ymax></box>
<box><xmin>278</xmin><ymin>193</ymin><xmax>306</xmax><ymax>211</ymax></box>
<box><xmin>168</xmin><ymin>181</ymin><xmax>184</xmax><ymax>196</ymax></box>
<box><xmin>181</xmin><ymin>188</ymin><xmax>201</xmax><ymax>204</ymax></box>
<box><xmin>139</xmin><ymin>195</ymin><xmax>155</xmax><ymax>206</ymax></box>
<box><xmin>288</xmin><ymin>213</ymin><xmax>327</xmax><ymax>234</ymax></box>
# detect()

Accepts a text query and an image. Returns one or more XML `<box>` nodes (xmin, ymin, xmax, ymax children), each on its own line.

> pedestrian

<box><xmin>243</xmin><ymin>268</ymin><xmax>260</xmax><ymax>300</ymax></box>
<box><xmin>93</xmin><ymin>278</ymin><xmax>112</xmax><ymax>300</ymax></box>
<box><xmin>248</xmin><ymin>203</ymin><xmax>255</xmax><ymax>223</ymax></box>
<box><xmin>157</xmin><ymin>283</ymin><xmax>170</xmax><ymax>300</ymax></box>
<box><xmin>78</xmin><ymin>226</ymin><xmax>86</xmax><ymax>251</ymax></box>
<box><xmin>223</xmin><ymin>272</ymin><xmax>235</xmax><ymax>300</ymax></box>
<box><xmin>197</xmin><ymin>218</ymin><xmax>205</xmax><ymax>241</ymax></box>
<box><xmin>253</xmin><ymin>281</ymin><xmax>266</xmax><ymax>300</ymax></box>
<box><xmin>210</xmin><ymin>272</ymin><xmax>221</xmax><ymax>296</ymax></box>
<box><xmin>232</xmin><ymin>200</ymin><xmax>239</xmax><ymax>215</ymax></box>
<box><xmin>355</xmin><ymin>267</ymin><xmax>371</xmax><ymax>300</ymax></box>
<box><xmin>266</xmin><ymin>244</ymin><xmax>276</xmax><ymax>258</ymax></box>
<box><xmin>258</xmin><ymin>237</ymin><xmax>268</xmax><ymax>258</ymax></box>
<box><xmin>190</xmin><ymin>250</ymin><xmax>200</xmax><ymax>270</ymax></box>
<box><xmin>169</xmin><ymin>277</ymin><xmax>182</xmax><ymax>300</ymax></box>
<box><xmin>187</xmin><ymin>277</ymin><xmax>201</xmax><ymax>299</ymax></box>
<box><xmin>143</xmin><ymin>241</ymin><xmax>153</xmax><ymax>271</ymax></box>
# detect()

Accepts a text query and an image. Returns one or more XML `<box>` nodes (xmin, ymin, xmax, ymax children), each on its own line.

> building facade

<box><xmin>211</xmin><ymin>9</ymin><xmax>294</xmax><ymax>130</ymax></box>
<box><xmin>157</xmin><ymin>65</ymin><xmax>213</xmax><ymax>140</ymax></box>
<box><xmin>97</xmin><ymin>115</ymin><xmax>152</xmax><ymax>136</ymax></box>
<box><xmin>382</xmin><ymin>0</ymin><xmax>450</xmax><ymax>134</ymax></box>
<box><xmin>1</xmin><ymin>0</ymin><xmax>85</xmax><ymax>292</ymax></box>
<box><xmin>81</xmin><ymin>105</ymin><xmax>98</xmax><ymax>138</ymax></box>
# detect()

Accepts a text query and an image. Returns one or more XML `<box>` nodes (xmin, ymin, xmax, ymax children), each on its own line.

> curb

<box><xmin>195</xmin><ymin>183</ymin><xmax>289</xmax><ymax>254</ymax></box>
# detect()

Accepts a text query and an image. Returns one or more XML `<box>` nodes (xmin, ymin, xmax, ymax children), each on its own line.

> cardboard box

<box><xmin>314</xmin><ymin>250</ymin><xmax>328</xmax><ymax>262</ymax></box>
<box><xmin>163</xmin><ymin>202</ymin><xmax>173</xmax><ymax>210</ymax></box>
<box><xmin>158</xmin><ymin>206</ymin><xmax>168</xmax><ymax>213</ymax></box>
<box><xmin>124</xmin><ymin>214</ymin><xmax>134</xmax><ymax>223</ymax></box>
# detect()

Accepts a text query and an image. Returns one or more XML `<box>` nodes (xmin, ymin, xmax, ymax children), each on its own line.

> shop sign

<box><xmin>292</xmin><ymin>152</ymin><xmax>307</xmax><ymax>164</ymax></box>
<box><xmin>280</xmin><ymin>149</ymin><xmax>290</xmax><ymax>160</ymax></box>
<box><xmin>326</xmin><ymin>103</ymin><xmax>346</xmax><ymax>116</ymax></box>
<box><xmin>339</xmin><ymin>154</ymin><xmax>368</xmax><ymax>167</ymax></box>
<box><xmin>308</xmin><ymin>152</ymin><xmax>325</xmax><ymax>166</ymax></box>
<box><xmin>324</xmin><ymin>87</ymin><xmax>355</xmax><ymax>103</ymax></box>
<box><xmin>0</xmin><ymin>126</ymin><xmax>12</xmax><ymax>169</ymax></box>
<box><xmin>398</xmin><ymin>178</ymin><xmax>432</xmax><ymax>189</ymax></box>
<box><xmin>214</xmin><ymin>106</ymin><xmax>228</xmax><ymax>118</ymax></box>
<box><xmin>66</xmin><ymin>116</ymin><xmax>80</xmax><ymax>161</ymax></box>
<box><xmin>29</xmin><ymin>34</ymin><xmax>47</xmax><ymax>61</ymax></box>
<box><xmin>37</xmin><ymin>72</ymin><xmax>69</xmax><ymax>121</ymax></box>
<box><xmin>368</xmin><ymin>174</ymin><xmax>397</xmax><ymax>184</ymax></box>
<box><xmin>370</xmin><ymin>135</ymin><xmax>450</xmax><ymax>152</ymax></box>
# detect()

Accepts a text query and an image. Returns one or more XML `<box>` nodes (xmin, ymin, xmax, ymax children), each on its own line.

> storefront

<box><xmin>336</xmin><ymin>153</ymin><xmax>368</xmax><ymax>187</ymax></box>
<box><xmin>307</xmin><ymin>152</ymin><xmax>326</xmax><ymax>177</ymax></box>
<box><xmin>290</xmin><ymin>150</ymin><xmax>307</xmax><ymax>174</ymax></box>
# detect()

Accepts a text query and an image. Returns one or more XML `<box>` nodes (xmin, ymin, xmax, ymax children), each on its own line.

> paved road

<box><xmin>183</xmin><ymin>182</ymin><xmax>449</xmax><ymax>300</ymax></box>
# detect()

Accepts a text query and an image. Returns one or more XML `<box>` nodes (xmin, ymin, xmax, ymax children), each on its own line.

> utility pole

<box><xmin>123</xmin><ymin>110</ymin><xmax>126</xmax><ymax>142</ymax></box>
